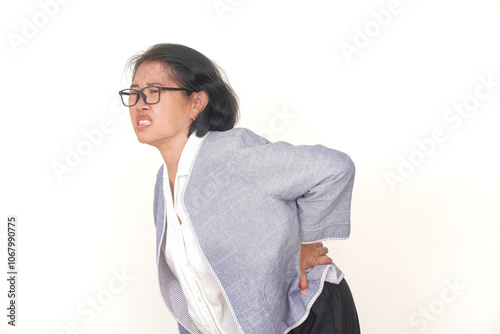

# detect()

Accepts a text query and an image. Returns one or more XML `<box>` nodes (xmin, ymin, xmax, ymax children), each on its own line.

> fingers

<box><xmin>299</xmin><ymin>242</ymin><xmax>334</xmax><ymax>295</ymax></box>
<box><xmin>317</xmin><ymin>244</ymin><xmax>333</xmax><ymax>265</ymax></box>
<box><xmin>314</xmin><ymin>242</ymin><xmax>329</xmax><ymax>256</ymax></box>
<box><xmin>299</xmin><ymin>268</ymin><xmax>308</xmax><ymax>295</ymax></box>
<box><xmin>301</xmin><ymin>243</ymin><xmax>333</xmax><ymax>267</ymax></box>
<box><xmin>317</xmin><ymin>255</ymin><xmax>333</xmax><ymax>265</ymax></box>
<box><xmin>318</xmin><ymin>245</ymin><xmax>329</xmax><ymax>256</ymax></box>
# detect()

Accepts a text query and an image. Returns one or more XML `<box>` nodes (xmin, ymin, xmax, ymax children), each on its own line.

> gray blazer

<box><xmin>153</xmin><ymin>128</ymin><xmax>355</xmax><ymax>334</ymax></box>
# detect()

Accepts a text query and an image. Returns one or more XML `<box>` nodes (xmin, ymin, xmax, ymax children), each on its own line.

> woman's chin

<box><xmin>136</xmin><ymin>134</ymin><xmax>153</xmax><ymax>145</ymax></box>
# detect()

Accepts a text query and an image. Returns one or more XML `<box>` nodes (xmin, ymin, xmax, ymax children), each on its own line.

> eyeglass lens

<box><xmin>121</xmin><ymin>87</ymin><xmax>161</xmax><ymax>106</ymax></box>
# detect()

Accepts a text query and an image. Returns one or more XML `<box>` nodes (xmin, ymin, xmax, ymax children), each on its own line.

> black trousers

<box><xmin>290</xmin><ymin>279</ymin><xmax>361</xmax><ymax>334</ymax></box>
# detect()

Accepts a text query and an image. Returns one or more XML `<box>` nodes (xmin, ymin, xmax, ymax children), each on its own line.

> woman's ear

<box><xmin>192</xmin><ymin>91</ymin><xmax>209</xmax><ymax>119</ymax></box>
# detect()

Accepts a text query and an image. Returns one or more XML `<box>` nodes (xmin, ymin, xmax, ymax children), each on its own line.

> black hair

<box><xmin>127</xmin><ymin>43</ymin><xmax>239</xmax><ymax>137</ymax></box>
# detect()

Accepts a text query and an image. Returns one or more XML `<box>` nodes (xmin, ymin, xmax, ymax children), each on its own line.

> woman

<box><xmin>119</xmin><ymin>43</ymin><xmax>360</xmax><ymax>334</ymax></box>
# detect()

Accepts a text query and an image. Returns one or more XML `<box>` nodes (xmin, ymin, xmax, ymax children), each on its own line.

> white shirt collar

<box><xmin>163</xmin><ymin>132</ymin><xmax>205</xmax><ymax>181</ymax></box>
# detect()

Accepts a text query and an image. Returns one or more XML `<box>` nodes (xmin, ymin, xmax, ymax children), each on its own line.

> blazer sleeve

<box><xmin>236</xmin><ymin>129</ymin><xmax>355</xmax><ymax>243</ymax></box>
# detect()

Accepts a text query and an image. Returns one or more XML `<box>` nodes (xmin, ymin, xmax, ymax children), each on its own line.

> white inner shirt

<box><xmin>163</xmin><ymin>133</ymin><xmax>241</xmax><ymax>334</ymax></box>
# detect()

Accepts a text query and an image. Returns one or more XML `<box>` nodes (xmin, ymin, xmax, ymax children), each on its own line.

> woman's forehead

<box><xmin>133</xmin><ymin>60</ymin><xmax>173</xmax><ymax>85</ymax></box>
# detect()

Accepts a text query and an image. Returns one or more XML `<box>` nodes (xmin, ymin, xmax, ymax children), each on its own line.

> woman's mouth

<box><xmin>136</xmin><ymin>116</ymin><xmax>153</xmax><ymax>129</ymax></box>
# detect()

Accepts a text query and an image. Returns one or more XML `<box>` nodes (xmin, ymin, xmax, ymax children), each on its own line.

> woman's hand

<box><xmin>299</xmin><ymin>242</ymin><xmax>332</xmax><ymax>295</ymax></box>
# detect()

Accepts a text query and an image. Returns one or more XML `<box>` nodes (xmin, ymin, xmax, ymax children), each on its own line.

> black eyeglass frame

<box><xmin>118</xmin><ymin>86</ymin><xmax>192</xmax><ymax>107</ymax></box>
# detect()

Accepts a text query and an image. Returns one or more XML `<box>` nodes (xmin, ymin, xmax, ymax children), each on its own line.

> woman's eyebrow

<box><xmin>130</xmin><ymin>82</ymin><xmax>164</xmax><ymax>88</ymax></box>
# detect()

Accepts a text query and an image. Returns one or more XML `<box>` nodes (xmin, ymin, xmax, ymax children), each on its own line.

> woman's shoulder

<box><xmin>204</xmin><ymin>127</ymin><xmax>270</xmax><ymax>147</ymax></box>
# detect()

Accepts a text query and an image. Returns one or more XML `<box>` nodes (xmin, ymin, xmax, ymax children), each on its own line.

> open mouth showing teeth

<box><xmin>138</xmin><ymin>120</ymin><xmax>152</xmax><ymax>126</ymax></box>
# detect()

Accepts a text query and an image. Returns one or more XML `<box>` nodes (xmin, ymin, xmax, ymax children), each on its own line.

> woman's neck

<box><xmin>155</xmin><ymin>134</ymin><xmax>190</xmax><ymax>198</ymax></box>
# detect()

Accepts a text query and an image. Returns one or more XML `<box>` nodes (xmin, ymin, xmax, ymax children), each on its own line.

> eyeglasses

<box><xmin>118</xmin><ymin>86</ymin><xmax>191</xmax><ymax>107</ymax></box>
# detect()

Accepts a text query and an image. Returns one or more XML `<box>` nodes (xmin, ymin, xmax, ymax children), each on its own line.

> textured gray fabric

<box><xmin>153</xmin><ymin>128</ymin><xmax>355</xmax><ymax>334</ymax></box>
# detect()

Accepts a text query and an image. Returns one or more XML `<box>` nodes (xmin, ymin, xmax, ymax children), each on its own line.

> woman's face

<box><xmin>129</xmin><ymin>60</ymin><xmax>198</xmax><ymax>148</ymax></box>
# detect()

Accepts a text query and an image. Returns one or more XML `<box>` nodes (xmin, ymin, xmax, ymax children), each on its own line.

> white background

<box><xmin>1</xmin><ymin>0</ymin><xmax>500</xmax><ymax>333</ymax></box>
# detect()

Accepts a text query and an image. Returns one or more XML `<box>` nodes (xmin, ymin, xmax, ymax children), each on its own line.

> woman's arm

<box><xmin>236</xmin><ymin>129</ymin><xmax>355</xmax><ymax>293</ymax></box>
<box><xmin>237</xmin><ymin>129</ymin><xmax>355</xmax><ymax>243</ymax></box>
